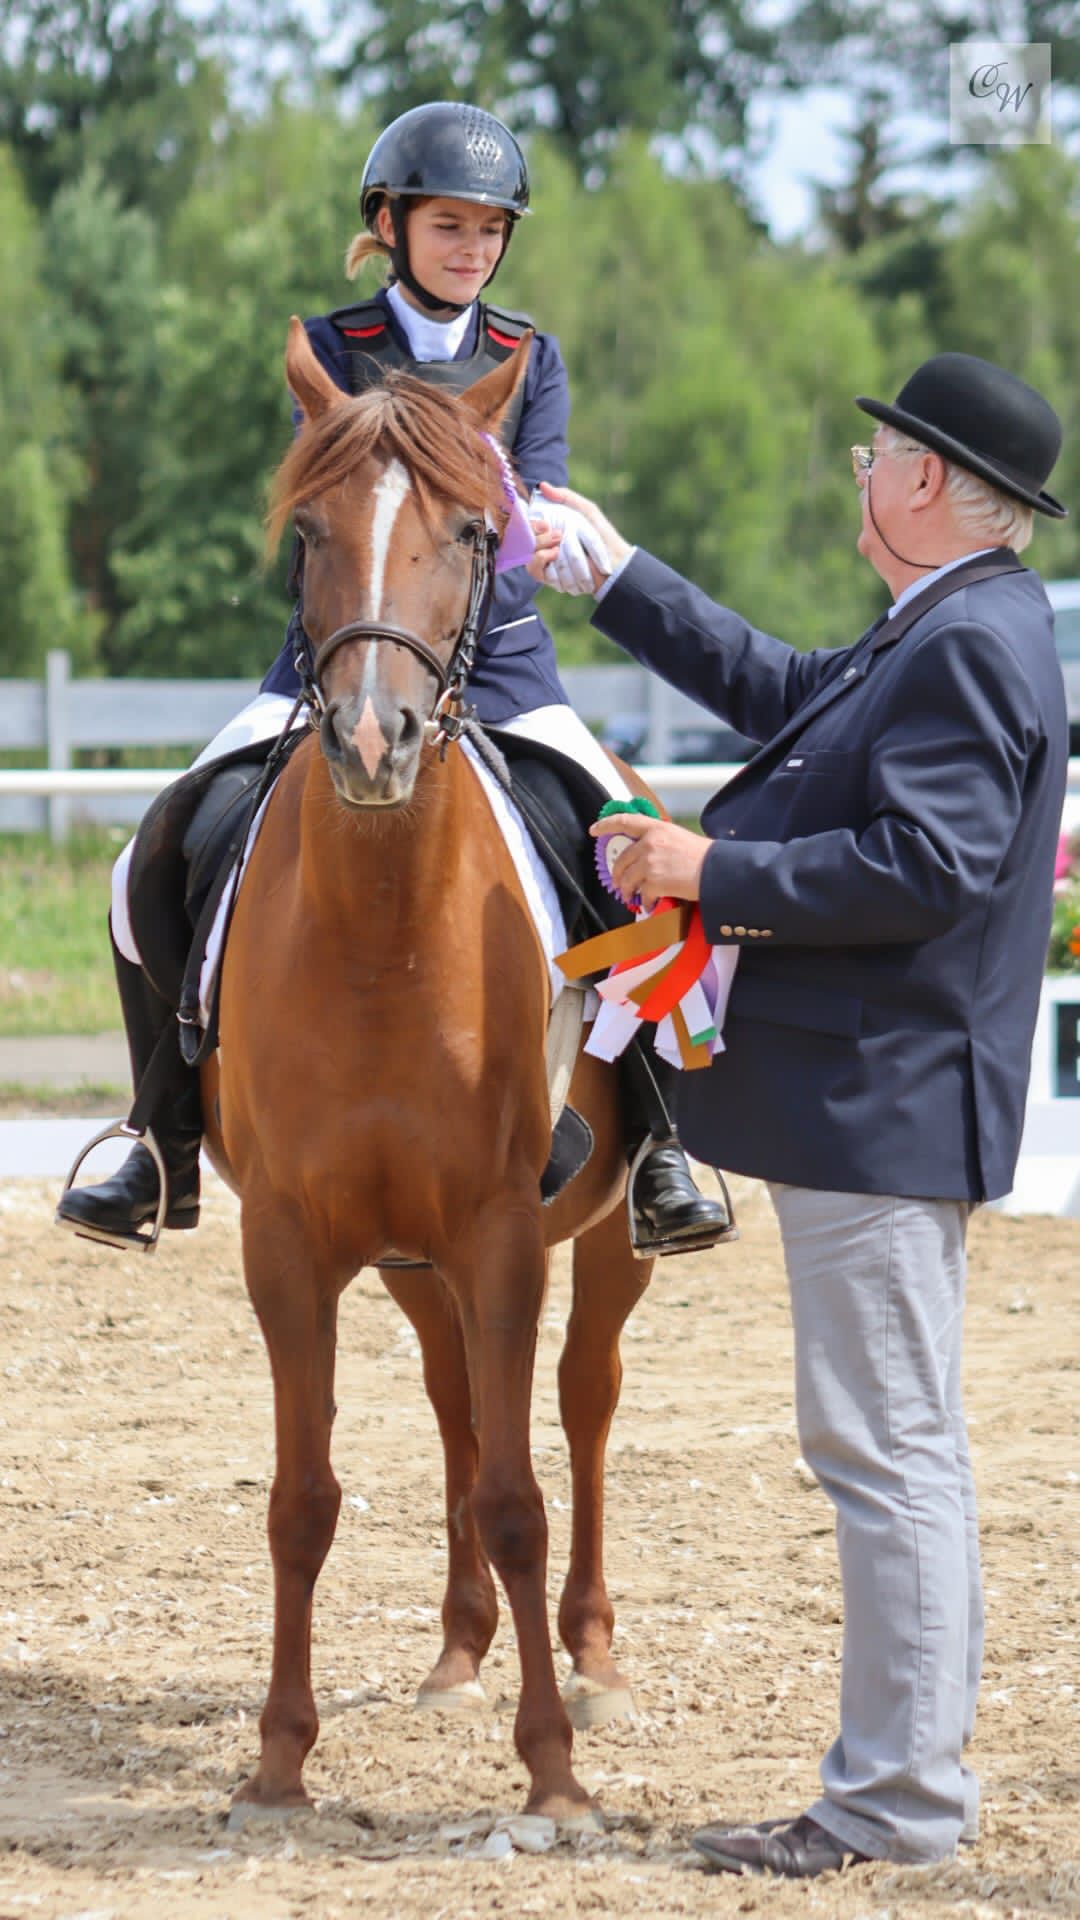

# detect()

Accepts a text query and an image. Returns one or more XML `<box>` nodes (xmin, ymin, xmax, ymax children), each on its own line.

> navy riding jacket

<box><xmin>260</xmin><ymin>287</ymin><xmax>571</xmax><ymax>723</ymax></box>
<box><xmin>593</xmin><ymin>547</ymin><xmax>1068</xmax><ymax>1202</ymax></box>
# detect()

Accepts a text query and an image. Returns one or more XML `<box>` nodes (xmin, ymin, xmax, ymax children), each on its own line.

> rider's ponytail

<box><xmin>344</xmin><ymin>231</ymin><xmax>390</xmax><ymax>280</ymax></box>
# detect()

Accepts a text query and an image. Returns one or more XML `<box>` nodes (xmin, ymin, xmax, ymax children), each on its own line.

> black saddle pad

<box><xmin>126</xmin><ymin>730</ymin><xmax>308</xmax><ymax>1006</ymax></box>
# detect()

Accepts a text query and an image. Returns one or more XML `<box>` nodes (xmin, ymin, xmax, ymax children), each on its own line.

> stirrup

<box><xmin>55</xmin><ymin>1121</ymin><xmax>170</xmax><ymax>1254</ymax></box>
<box><xmin>625</xmin><ymin>1134</ymin><xmax>739</xmax><ymax>1259</ymax></box>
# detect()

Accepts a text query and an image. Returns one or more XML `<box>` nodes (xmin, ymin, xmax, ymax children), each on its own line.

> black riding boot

<box><xmin>56</xmin><ymin>930</ymin><xmax>202</xmax><ymax>1249</ymax></box>
<box><xmin>618</xmin><ymin>1041</ymin><xmax>737</xmax><ymax>1256</ymax></box>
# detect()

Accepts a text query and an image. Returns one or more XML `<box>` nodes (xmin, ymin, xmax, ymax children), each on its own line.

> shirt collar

<box><xmin>386</xmin><ymin>282</ymin><xmax>476</xmax><ymax>363</ymax></box>
<box><xmin>887</xmin><ymin>547</ymin><xmax>1000</xmax><ymax>620</ymax></box>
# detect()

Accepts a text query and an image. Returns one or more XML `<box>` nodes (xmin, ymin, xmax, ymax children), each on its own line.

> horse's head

<box><xmin>268</xmin><ymin>318</ymin><xmax>531</xmax><ymax>811</ymax></box>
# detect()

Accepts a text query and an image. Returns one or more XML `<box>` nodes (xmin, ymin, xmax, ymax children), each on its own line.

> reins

<box><xmin>291</xmin><ymin>516</ymin><xmax>500</xmax><ymax>755</ymax></box>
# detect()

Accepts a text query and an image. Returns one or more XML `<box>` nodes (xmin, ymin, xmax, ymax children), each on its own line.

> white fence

<box><xmin>0</xmin><ymin>650</ymin><xmax>733</xmax><ymax>838</ymax></box>
<box><xmin>4</xmin><ymin>651</ymin><xmax>1080</xmax><ymax>841</ymax></box>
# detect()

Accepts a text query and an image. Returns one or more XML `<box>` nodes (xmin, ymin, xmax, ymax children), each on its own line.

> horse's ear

<box><xmin>285</xmin><ymin>315</ymin><xmax>342</xmax><ymax>421</ymax></box>
<box><xmin>459</xmin><ymin>331</ymin><xmax>534</xmax><ymax>436</ymax></box>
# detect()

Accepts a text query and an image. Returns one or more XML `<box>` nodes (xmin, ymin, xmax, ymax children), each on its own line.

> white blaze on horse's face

<box><xmin>344</xmin><ymin>457</ymin><xmax>412</xmax><ymax>785</ymax></box>
<box><xmin>353</xmin><ymin>696</ymin><xmax>387</xmax><ymax>781</ymax></box>
<box><xmin>367</xmin><ymin>458</ymin><xmax>411</xmax><ymax>624</ymax></box>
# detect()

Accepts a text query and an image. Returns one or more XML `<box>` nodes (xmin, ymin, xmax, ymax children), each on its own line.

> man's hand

<box><xmin>527</xmin><ymin>482</ymin><xmax>632</xmax><ymax>593</ymax></box>
<box><xmin>591</xmin><ymin>813</ymin><xmax>710</xmax><ymax>912</ymax></box>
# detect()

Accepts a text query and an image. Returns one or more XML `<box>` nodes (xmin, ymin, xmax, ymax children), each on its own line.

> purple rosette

<box><xmin>595</xmin><ymin>829</ymin><xmax>641</xmax><ymax>912</ymax></box>
<box><xmin>480</xmin><ymin>432</ymin><xmax>536</xmax><ymax>574</ymax></box>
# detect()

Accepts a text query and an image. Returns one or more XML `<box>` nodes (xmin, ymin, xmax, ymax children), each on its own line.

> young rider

<box><xmin>57</xmin><ymin>103</ymin><xmax>731</xmax><ymax>1255</ymax></box>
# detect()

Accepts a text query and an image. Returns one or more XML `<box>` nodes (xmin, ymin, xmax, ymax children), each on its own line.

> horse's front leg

<box><xmin>379</xmin><ymin>1265</ymin><xmax>498</xmax><ymax>1709</ymax></box>
<box><xmin>233</xmin><ymin>1199</ymin><xmax>342</xmax><ymax>1815</ymax></box>
<box><xmin>559</xmin><ymin>1205</ymin><xmax>653</xmax><ymax>1727</ymax></box>
<box><xmin>449</xmin><ymin>1196</ymin><xmax>592</xmax><ymax>1822</ymax></box>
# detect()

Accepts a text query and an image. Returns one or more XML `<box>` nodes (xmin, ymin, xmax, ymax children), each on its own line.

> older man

<box><xmin>530</xmin><ymin>354</ymin><xmax>1068</xmax><ymax>1874</ymax></box>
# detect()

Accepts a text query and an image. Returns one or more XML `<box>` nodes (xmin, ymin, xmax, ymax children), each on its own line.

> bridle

<box><xmin>291</xmin><ymin>515</ymin><xmax>500</xmax><ymax>755</ymax></box>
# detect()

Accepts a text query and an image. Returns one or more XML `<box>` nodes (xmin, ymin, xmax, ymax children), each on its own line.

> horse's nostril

<box><xmin>320</xmin><ymin>705</ymin><xmax>345</xmax><ymax>763</ymax></box>
<box><xmin>397</xmin><ymin>708</ymin><xmax>422</xmax><ymax>754</ymax></box>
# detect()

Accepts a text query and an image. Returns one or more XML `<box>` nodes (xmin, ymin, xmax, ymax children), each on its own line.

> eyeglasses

<box><xmin>850</xmin><ymin>443</ymin><xmax>923</xmax><ymax>478</ymax></box>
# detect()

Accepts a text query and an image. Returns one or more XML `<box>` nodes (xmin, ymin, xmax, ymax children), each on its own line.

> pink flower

<box><xmin>1057</xmin><ymin>835</ymin><xmax>1073</xmax><ymax>884</ymax></box>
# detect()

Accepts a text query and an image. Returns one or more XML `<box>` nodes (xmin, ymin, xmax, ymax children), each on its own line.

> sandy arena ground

<box><xmin>0</xmin><ymin>1174</ymin><xmax>1077</xmax><ymax>1920</ymax></box>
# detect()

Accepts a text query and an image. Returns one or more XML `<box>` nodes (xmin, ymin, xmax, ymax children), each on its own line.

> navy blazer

<box><xmin>593</xmin><ymin>548</ymin><xmax>1068</xmax><ymax>1201</ymax></box>
<box><xmin>262</xmin><ymin>287</ymin><xmax>571</xmax><ymax>722</ymax></box>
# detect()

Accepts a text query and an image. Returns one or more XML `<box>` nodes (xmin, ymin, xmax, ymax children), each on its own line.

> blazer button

<box><xmin>734</xmin><ymin>925</ymin><xmax>747</xmax><ymax>935</ymax></box>
<box><xmin>720</xmin><ymin>923</ymin><xmax>733</xmax><ymax>936</ymax></box>
<box><xmin>747</xmin><ymin>928</ymin><xmax>760</xmax><ymax>937</ymax></box>
<box><xmin>728</xmin><ymin>828</ymin><xmax>736</xmax><ymax>836</ymax></box>
<box><xmin>761</xmin><ymin>928</ymin><xmax>774</xmax><ymax>937</ymax></box>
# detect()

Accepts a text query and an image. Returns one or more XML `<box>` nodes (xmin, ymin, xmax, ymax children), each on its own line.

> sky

<box><xmin>746</xmin><ymin>85</ymin><xmax>969</xmax><ymax>240</ymax></box>
<box><xmin>749</xmin><ymin>88</ymin><xmax>864</xmax><ymax>238</ymax></box>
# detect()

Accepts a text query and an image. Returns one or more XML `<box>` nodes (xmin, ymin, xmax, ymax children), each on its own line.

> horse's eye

<box><xmin>457</xmin><ymin>518</ymin><xmax>485</xmax><ymax>545</ymax></box>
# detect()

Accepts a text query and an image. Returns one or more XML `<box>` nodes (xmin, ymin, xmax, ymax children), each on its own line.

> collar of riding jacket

<box><xmin>887</xmin><ymin>546</ymin><xmax>998</xmax><ymax>619</ymax></box>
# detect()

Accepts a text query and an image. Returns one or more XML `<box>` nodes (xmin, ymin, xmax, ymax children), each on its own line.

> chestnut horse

<box><xmin>202</xmin><ymin>320</ymin><xmax>656</xmax><ymax>1825</ymax></box>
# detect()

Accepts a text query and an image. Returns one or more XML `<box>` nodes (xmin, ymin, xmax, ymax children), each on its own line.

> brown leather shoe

<box><xmin>692</xmin><ymin>1813</ymin><xmax>871</xmax><ymax>1877</ymax></box>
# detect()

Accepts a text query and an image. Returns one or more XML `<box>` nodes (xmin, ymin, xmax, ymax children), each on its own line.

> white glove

<box><xmin>528</xmin><ymin>490</ymin><xmax>613</xmax><ymax>594</ymax></box>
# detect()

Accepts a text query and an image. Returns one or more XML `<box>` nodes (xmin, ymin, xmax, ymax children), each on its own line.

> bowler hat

<box><xmin>856</xmin><ymin>352</ymin><xmax>1066</xmax><ymax>518</ymax></box>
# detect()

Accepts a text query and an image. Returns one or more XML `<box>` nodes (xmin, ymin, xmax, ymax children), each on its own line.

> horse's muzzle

<box><xmin>320</xmin><ymin>694</ymin><xmax>424</xmax><ymax>808</ymax></box>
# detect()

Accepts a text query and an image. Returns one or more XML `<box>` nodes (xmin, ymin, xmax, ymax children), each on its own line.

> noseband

<box><xmin>292</xmin><ymin>520</ymin><xmax>499</xmax><ymax>753</ymax></box>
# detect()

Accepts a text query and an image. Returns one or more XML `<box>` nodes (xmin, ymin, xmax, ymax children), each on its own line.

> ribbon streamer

<box><xmin>555</xmin><ymin>820</ymin><xmax>739</xmax><ymax>1071</ymax></box>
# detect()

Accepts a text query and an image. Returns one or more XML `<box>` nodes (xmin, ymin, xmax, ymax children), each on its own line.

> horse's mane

<box><xmin>266</xmin><ymin>372</ymin><xmax>503</xmax><ymax>552</ymax></box>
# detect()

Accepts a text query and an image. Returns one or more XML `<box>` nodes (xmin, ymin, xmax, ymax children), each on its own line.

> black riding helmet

<box><xmin>360</xmin><ymin>102</ymin><xmax>530</xmax><ymax>315</ymax></box>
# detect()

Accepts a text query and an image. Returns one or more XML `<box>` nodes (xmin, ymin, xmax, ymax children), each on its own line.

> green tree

<box><xmin>938</xmin><ymin>145</ymin><xmax>1080</xmax><ymax>578</ymax></box>
<box><xmin>335</xmin><ymin>0</ymin><xmax>782</xmax><ymax>176</ymax></box>
<box><xmin>0</xmin><ymin>0</ymin><xmax>228</xmax><ymax>220</ymax></box>
<box><xmin>109</xmin><ymin>99</ymin><xmax>374</xmax><ymax>675</ymax></box>
<box><xmin>781</xmin><ymin>2</ymin><xmax>1077</xmax><ymax>145</ymax></box>
<box><xmin>0</xmin><ymin>0</ymin><xmax>320</xmax><ymax>221</ymax></box>
<box><xmin>0</xmin><ymin>443</ymin><xmax>90</xmax><ymax>671</ymax></box>
<box><xmin>624</xmin><ymin>253</ymin><xmax>890</xmax><ymax>649</ymax></box>
<box><xmin>43</xmin><ymin>166</ymin><xmax>160</xmax><ymax>646</ymax></box>
<box><xmin>0</xmin><ymin>146</ymin><xmax>91</xmax><ymax>672</ymax></box>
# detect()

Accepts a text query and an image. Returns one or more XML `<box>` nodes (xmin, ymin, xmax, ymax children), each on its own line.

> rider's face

<box><xmin>377</xmin><ymin>197</ymin><xmax>508</xmax><ymax>310</ymax></box>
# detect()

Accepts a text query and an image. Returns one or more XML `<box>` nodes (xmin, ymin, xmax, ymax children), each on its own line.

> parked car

<box><xmin>598</xmin><ymin>715</ymin><xmax>757</xmax><ymax>765</ymax></box>
<box><xmin>1046</xmin><ymin>578</ymin><xmax>1080</xmax><ymax>754</ymax></box>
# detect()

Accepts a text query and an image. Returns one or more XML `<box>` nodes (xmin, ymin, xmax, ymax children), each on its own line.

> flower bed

<box><xmin>1049</xmin><ymin>832</ymin><xmax>1080</xmax><ymax>974</ymax></box>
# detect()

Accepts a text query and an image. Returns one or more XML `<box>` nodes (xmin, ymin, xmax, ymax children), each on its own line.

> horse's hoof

<box><xmin>414</xmin><ymin>1677</ymin><xmax>487</xmax><ymax>1716</ymax></box>
<box><xmin>499</xmin><ymin>1813</ymin><xmax>558</xmax><ymax>1853</ymax></box>
<box><xmin>558</xmin><ymin>1802</ymin><xmax>606</xmax><ymax>1836</ymax></box>
<box><xmin>227</xmin><ymin>1790</ymin><xmax>311</xmax><ymax>1830</ymax></box>
<box><xmin>527</xmin><ymin>1794</ymin><xmax>605</xmax><ymax>1835</ymax></box>
<box><xmin>562</xmin><ymin>1672</ymin><xmax>636</xmax><ymax>1729</ymax></box>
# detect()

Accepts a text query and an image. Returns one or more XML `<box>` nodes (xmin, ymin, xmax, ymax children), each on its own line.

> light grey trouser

<box><xmin>768</xmin><ymin>1185</ymin><xmax>982</xmax><ymax>1864</ymax></box>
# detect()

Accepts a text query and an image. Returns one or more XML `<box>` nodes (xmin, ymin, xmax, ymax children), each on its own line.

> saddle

<box><xmin>124</xmin><ymin>721</ymin><xmax>614</xmax><ymax>1205</ymax></box>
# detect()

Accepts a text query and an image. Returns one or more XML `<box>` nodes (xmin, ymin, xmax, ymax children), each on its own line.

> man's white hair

<box><xmin>878</xmin><ymin>424</ymin><xmax>1034</xmax><ymax>553</ymax></box>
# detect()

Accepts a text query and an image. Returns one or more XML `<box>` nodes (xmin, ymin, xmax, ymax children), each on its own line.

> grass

<box><xmin>0</xmin><ymin>832</ymin><xmax>122</xmax><ymax>1035</ymax></box>
<box><xmin>0</xmin><ymin>1081</ymin><xmax>127</xmax><ymax>1114</ymax></box>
